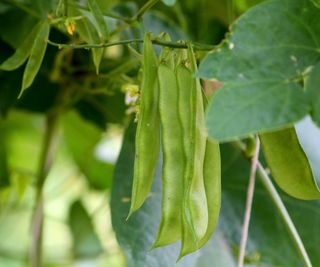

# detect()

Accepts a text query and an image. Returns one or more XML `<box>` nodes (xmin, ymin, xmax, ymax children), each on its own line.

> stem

<box><xmin>237</xmin><ymin>137</ymin><xmax>260</xmax><ymax>267</ymax></box>
<box><xmin>132</xmin><ymin>0</ymin><xmax>159</xmax><ymax>21</ymax></box>
<box><xmin>29</xmin><ymin>112</ymin><xmax>61</xmax><ymax>267</ymax></box>
<box><xmin>257</xmin><ymin>163</ymin><xmax>313</xmax><ymax>267</ymax></box>
<box><xmin>64</xmin><ymin>0</ymin><xmax>68</xmax><ymax>17</ymax></box>
<box><xmin>47</xmin><ymin>39</ymin><xmax>216</xmax><ymax>51</ymax></box>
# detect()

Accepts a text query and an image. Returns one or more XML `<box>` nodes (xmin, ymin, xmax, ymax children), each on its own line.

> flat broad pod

<box><xmin>260</xmin><ymin>127</ymin><xmax>320</xmax><ymax>200</ymax></box>
<box><xmin>153</xmin><ymin>55</ymin><xmax>185</xmax><ymax>247</ymax></box>
<box><xmin>128</xmin><ymin>33</ymin><xmax>160</xmax><ymax>218</ymax></box>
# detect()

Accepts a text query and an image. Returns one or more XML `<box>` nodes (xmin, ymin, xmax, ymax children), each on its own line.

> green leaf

<box><xmin>88</xmin><ymin>0</ymin><xmax>109</xmax><ymax>41</ymax></box>
<box><xmin>0</xmin><ymin>22</ymin><xmax>41</xmax><ymax>71</ymax></box>
<box><xmin>111</xmin><ymin>121</ymin><xmax>235</xmax><ymax>266</ymax></box>
<box><xmin>68</xmin><ymin>200</ymin><xmax>103</xmax><ymax>258</ymax></box>
<box><xmin>198</xmin><ymin>0</ymin><xmax>320</xmax><ymax>141</ymax></box>
<box><xmin>260</xmin><ymin>127</ymin><xmax>320</xmax><ymax>200</ymax></box>
<box><xmin>63</xmin><ymin>111</ymin><xmax>113</xmax><ymax>190</ymax></box>
<box><xmin>21</xmin><ymin>20</ymin><xmax>50</xmax><ymax>94</ymax></box>
<box><xmin>70</xmin><ymin>6</ymin><xmax>103</xmax><ymax>74</ymax></box>
<box><xmin>161</xmin><ymin>0</ymin><xmax>176</xmax><ymax>6</ymax></box>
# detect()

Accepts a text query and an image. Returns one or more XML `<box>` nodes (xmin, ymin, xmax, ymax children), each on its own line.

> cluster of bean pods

<box><xmin>128</xmin><ymin>33</ymin><xmax>221</xmax><ymax>258</ymax></box>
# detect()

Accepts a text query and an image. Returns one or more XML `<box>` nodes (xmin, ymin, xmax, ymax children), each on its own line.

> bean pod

<box><xmin>153</xmin><ymin>59</ymin><xmax>184</xmax><ymax>246</ymax></box>
<box><xmin>128</xmin><ymin>33</ymin><xmax>160</xmax><ymax>217</ymax></box>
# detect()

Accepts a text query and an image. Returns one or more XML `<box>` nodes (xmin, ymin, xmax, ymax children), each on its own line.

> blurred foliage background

<box><xmin>3</xmin><ymin>0</ymin><xmax>320</xmax><ymax>267</ymax></box>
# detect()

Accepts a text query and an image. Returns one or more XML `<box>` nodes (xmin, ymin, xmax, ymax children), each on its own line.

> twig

<box><xmin>132</xmin><ymin>0</ymin><xmax>159</xmax><ymax>21</ymax></box>
<box><xmin>64</xmin><ymin>0</ymin><xmax>68</xmax><ymax>17</ymax></box>
<box><xmin>47</xmin><ymin>39</ymin><xmax>216</xmax><ymax>51</ymax></box>
<box><xmin>237</xmin><ymin>136</ymin><xmax>260</xmax><ymax>267</ymax></box>
<box><xmin>29</xmin><ymin>112</ymin><xmax>61</xmax><ymax>267</ymax></box>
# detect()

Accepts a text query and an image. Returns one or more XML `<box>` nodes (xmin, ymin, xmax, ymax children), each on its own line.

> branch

<box><xmin>132</xmin><ymin>0</ymin><xmax>159</xmax><ymax>21</ymax></box>
<box><xmin>29</xmin><ymin>112</ymin><xmax>61</xmax><ymax>267</ymax></box>
<box><xmin>47</xmin><ymin>39</ymin><xmax>216</xmax><ymax>51</ymax></box>
<box><xmin>237</xmin><ymin>136</ymin><xmax>260</xmax><ymax>267</ymax></box>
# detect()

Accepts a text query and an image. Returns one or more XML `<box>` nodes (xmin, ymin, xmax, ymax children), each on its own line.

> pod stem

<box><xmin>235</xmin><ymin>140</ymin><xmax>312</xmax><ymax>267</ymax></box>
<box><xmin>237</xmin><ymin>136</ymin><xmax>260</xmax><ymax>267</ymax></box>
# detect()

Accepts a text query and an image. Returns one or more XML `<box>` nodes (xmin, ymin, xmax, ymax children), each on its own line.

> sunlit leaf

<box><xmin>199</xmin><ymin>0</ymin><xmax>320</xmax><ymax>141</ymax></box>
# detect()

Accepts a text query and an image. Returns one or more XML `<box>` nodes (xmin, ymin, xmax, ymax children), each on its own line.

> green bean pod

<box><xmin>260</xmin><ymin>128</ymin><xmax>320</xmax><ymax>200</ymax></box>
<box><xmin>177</xmin><ymin>62</ymin><xmax>208</xmax><ymax>257</ymax></box>
<box><xmin>128</xmin><ymin>33</ymin><xmax>160</xmax><ymax>217</ymax></box>
<box><xmin>153</xmin><ymin>61</ymin><xmax>184</xmax><ymax>246</ymax></box>
<box><xmin>198</xmin><ymin>138</ymin><xmax>221</xmax><ymax>247</ymax></box>
<box><xmin>199</xmin><ymin>73</ymin><xmax>221</xmax><ymax>250</ymax></box>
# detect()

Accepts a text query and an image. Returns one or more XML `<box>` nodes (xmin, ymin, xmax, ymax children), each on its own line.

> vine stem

<box><xmin>47</xmin><ymin>39</ymin><xmax>216</xmax><ymax>51</ymax></box>
<box><xmin>29</xmin><ymin>112</ymin><xmax>61</xmax><ymax>267</ymax></box>
<box><xmin>257</xmin><ymin>163</ymin><xmax>313</xmax><ymax>267</ymax></box>
<box><xmin>132</xmin><ymin>0</ymin><xmax>159</xmax><ymax>21</ymax></box>
<box><xmin>237</xmin><ymin>137</ymin><xmax>260</xmax><ymax>267</ymax></box>
<box><xmin>235</xmin><ymin>141</ymin><xmax>313</xmax><ymax>267</ymax></box>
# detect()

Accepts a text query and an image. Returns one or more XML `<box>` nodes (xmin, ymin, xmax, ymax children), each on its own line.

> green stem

<box><xmin>29</xmin><ymin>112</ymin><xmax>61</xmax><ymax>267</ymax></box>
<box><xmin>132</xmin><ymin>0</ymin><xmax>159</xmax><ymax>21</ymax></box>
<box><xmin>237</xmin><ymin>137</ymin><xmax>260</xmax><ymax>267</ymax></box>
<box><xmin>257</xmin><ymin>163</ymin><xmax>313</xmax><ymax>267</ymax></box>
<box><xmin>64</xmin><ymin>0</ymin><xmax>68</xmax><ymax>17</ymax></box>
<box><xmin>47</xmin><ymin>39</ymin><xmax>216</xmax><ymax>51</ymax></box>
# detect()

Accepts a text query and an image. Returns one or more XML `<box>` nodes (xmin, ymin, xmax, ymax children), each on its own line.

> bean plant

<box><xmin>0</xmin><ymin>0</ymin><xmax>320</xmax><ymax>267</ymax></box>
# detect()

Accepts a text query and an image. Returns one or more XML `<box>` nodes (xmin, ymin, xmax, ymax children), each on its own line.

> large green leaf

<box><xmin>111</xmin><ymin>122</ymin><xmax>237</xmax><ymax>266</ymax></box>
<box><xmin>198</xmin><ymin>0</ymin><xmax>320</xmax><ymax>142</ymax></box>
